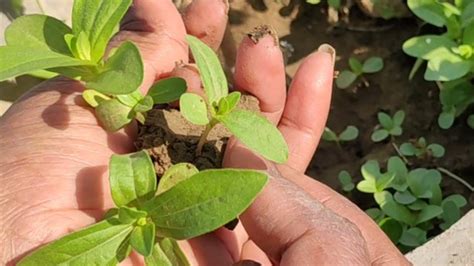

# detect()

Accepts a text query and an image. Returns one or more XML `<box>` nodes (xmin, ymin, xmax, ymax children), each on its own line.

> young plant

<box><xmin>356</xmin><ymin>156</ymin><xmax>467</xmax><ymax>250</ymax></box>
<box><xmin>322</xmin><ymin>125</ymin><xmax>359</xmax><ymax>144</ymax></box>
<box><xmin>0</xmin><ymin>0</ymin><xmax>187</xmax><ymax>132</ymax></box>
<box><xmin>371</xmin><ymin>110</ymin><xmax>405</xmax><ymax>142</ymax></box>
<box><xmin>18</xmin><ymin>151</ymin><xmax>268</xmax><ymax>265</ymax></box>
<box><xmin>336</xmin><ymin>56</ymin><xmax>384</xmax><ymax>89</ymax></box>
<box><xmin>403</xmin><ymin>0</ymin><xmax>474</xmax><ymax>129</ymax></box>
<box><xmin>338</xmin><ymin>170</ymin><xmax>355</xmax><ymax>192</ymax></box>
<box><xmin>180</xmin><ymin>35</ymin><xmax>288</xmax><ymax>163</ymax></box>
<box><xmin>400</xmin><ymin>137</ymin><xmax>445</xmax><ymax>159</ymax></box>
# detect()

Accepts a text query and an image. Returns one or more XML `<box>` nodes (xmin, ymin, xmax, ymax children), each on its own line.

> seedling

<box><xmin>400</xmin><ymin>137</ymin><xmax>445</xmax><ymax>159</ymax></box>
<box><xmin>371</xmin><ymin>110</ymin><xmax>405</xmax><ymax>142</ymax></box>
<box><xmin>338</xmin><ymin>170</ymin><xmax>355</xmax><ymax>192</ymax></box>
<box><xmin>403</xmin><ymin>0</ymin><xmax>474</xmax><ymax>129</ymax></box>
<box><xmin>0</xmin><ymin>0</ymin><xmax>187</xmax><ymax>132</ymax></box>
<box><xmin>305</xmin><ymin>0</ymin><xmax>341</xmax><ymax>9</ymax></box>
<box><xmin>336</xmin><ymin>56</ymin><xmax>384</xmax><ymax>89</ymax></box>
<box><xmin>355</xmin><ymin>156</ymin><xmax>467</xmax><ymax>250</ymax></box>
<box><xmin>180</xmin><ymin>35</ymin><xmax>289</xmax><ymax>163</ymax></box>
<box><xmin>18</xmin><ymin>151</ymin><xmax>269</xmax><ymax>265</ymax></box>
<box><xmin>322</xmin><ymin>125</ymin><xmax>359</xmax><ymax>144</ymax></box>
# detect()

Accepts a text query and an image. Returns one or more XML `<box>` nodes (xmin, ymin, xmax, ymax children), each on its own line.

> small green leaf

<box><xmin>117</xmin><ymin>90</ymin><xmax>144</xmax><ymax>108</ymax></box>
<box><xmin>349</xmin><ymin>57</ymin><xmax>363</xmax><ymax>74</ymax></box>
<box><xmin>322</xmin><ymin>127</ymin><xmax>339</xmax><ymax>142</ymax></box>
<box><xmin>379</xmin><ymin>218</ymin><xmax>403</xmax><ymax>244</ymax></box>
<box><xmin>438</xmin><ymin>108</ymin><xmax>456</xmax><ymax>129</ymax></box>
<box><xmin>146</xmin><ymin>238</ymin><xmax>190</xmax><ymax>266</ymax></box>
<box><xmin>218</xmin><ymin>91</ymin><xmax>241</xmax><ymax>115</ymax></box>
<box><xmin>441</xmin><ymin>201</ymin><xmax>461</xmax><ymax>229</ymax></box>
<box><xmin>407</xmin><ymin>0</ymin><xmax>447</xmax><ymax>27</ymax></box>
<box><xmin>394</xmin><ymin>190</ymin><xmax>417</xmax><ymax>205</ymax></box>
<box><xmin>180</xmin><ymin>93</ymin><xmax>210</xmax><ymax>125</ymax></box>
<box><xmin>145</xmin><ymin>169</ymin><xmax>268</xmax><ymax>240</ymax></box>
<box><xmin>361</xmin><ymin>160</ymin><xmax>381</xmax><ymax>181</ymax></box>
<box><xmin>393</xmin><ymin>111</ymin><xmax>405</xmax><ymax>126</ymax></box>
<box><xmin>134</xmin><ymin>96</ymin><xmax>154</xmax><ymax>113</ymax></box>
<box><xmin>362</xmin><ymin>57</ymin><xmax>384</xmax><ymax>73</ymax></box>
<box><xmin>407</xmin><ymin>169</ymin><xmax>440</xmax><ymax>198</ymax></box>
<box><xmin>18</xmin><ymin>218</ymin><xmax>133</xmax><ymax>265</ymax></box>
<box><xmin>416</xmin><ymin>205</ymin><xmax>443</xmax><ymax>224</ymax></box>
<box><xmin>403</xmin><ymin>35</ymin><xmax>457</xmax><ymax>60</ymax></box>
<box><xmin>219</xmin><ymin>109</ymin><xmax>289</xmax><ymax>163</ymax></box>
<box><xmin>338</xmin><ymin>170</ymin><xmax>354</xmax><ymax>192</ymax></box>
<box><xmin>365</xmin><ymin>208</ymin><xmax>384</xmax><ymax>221</ymax></box>
<box><xmin>336</xmin><ymin>70</ymin><xmax>358</xmax><ymax>89</ymax></box>
<box><xmin>427</xmin><ymin>144</ymin><xmax>445</xmax><ymax>158</ymax></box>
<box><xmin>374</xmin><ymin>191</ymin><xmax>416</xmax><ymax>226</ymax></box>
<box><xmin>339</xmin><ymin>125</ymin><xmax>359</xmax><ymax>141</ymax></box>
<box><xmin>82</xmin><ymin>89</ymin><xmax>110</xmax><ymax>108</ymax></box>
<box><xmin>148</xmin><ymin>77</ymin><xmax>187</xmax><ymax>104</ymax></box>
<box><xmin>376</xmin><ymin>173</ymin><xmax>396</xmax><ymax>192</ymax></box>
<box><xmin>371</xmin><ymin>129</ymin><xmax>389</xmax><ymax>142</ymax></box>
<box><xmin>131</xmin><ymin>222</ymin><xmax>155</xmax><ymax>256</ymax></box>
<box><xmin>378</xmin><ymin>112</ymin><xmax>393</xmax><ymax>129</ymax></box>
<box><xmin>408</xmin><ymin>200</ymin><xmax>428</xmax><ymax>211</ymax></box>
<box><xmin>399</xmin><ymin>227</ymin><xmax>427</xmax><ymax>247</ymax></box>
<box><xmin>461</xmin><ymin>2</ymin><xmax>474</xmax><ymax>27</ymax></box>
<box><xmin>186</xmin><ymin>35</ymin><xmax>228</xmax><ymax>104</ymax></box>
<box><xmin>443</xmin><ymin>194</ymin><xmax>467</xmax><ymax>208</ymax></box>
<box><xmin>390</xmin><ymin>127</ymin><xmax>403</xmax><ymax>136</ymax></box>
<box><xmin>109</xmin><ymin>151</ymin><xmax>157</xmax><ymax>207</ymax></box>
<box><xmin>95</xmin><ymin>98</ymin><xmax>134</xmax><ymax>132</ymax></box>
<box><xmin>387</xmin><ymin>156</ymin><xmax>408</xmax><ymax>191</ymax></box>
<box><xmin>118</xmin><ymin>206</ymin><xmax>147</xmax><ymax>224</ymax></box>
<box><xmin>357</xmin><ymin>180</ymin><xmax>377</xmax><ymax>193</ymax></box>
<box><xmin>400</xmin><ymin>143</ymin><xmax>417</xmax><ymax>156</ymax></box>
<box><xmin>86</xmin><ymin>42</ymin><xmax>144</xmax><ymax>95</ymax></box>
<box><xmin>75</xmin><ymin>31</ymin><xmax>91</xmax><ymax>60</ymax></box>
<box><xmin>424</xmin><ymin>54</ymin><xmax>471</xmax><ymax>81</ymax></box>
<box><xmin>72</xmin><ymin>0</ymin><xmax>133</xmax><ymax>62</ymax></box>
<box><xmin>157</xmin><ymin>163</ymin><xmax>199</xmax><ymax>195</ymax></box>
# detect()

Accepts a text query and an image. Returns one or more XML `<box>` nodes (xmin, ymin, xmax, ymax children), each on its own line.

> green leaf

<box><xmin>146</xmin><ymin>238</ymin><xmax>190</xmax><ymax>266</ymax></box>
<box><xmin>219</xmin><ymin>109</ymin><xmax>288</xmax><ymax>163</ymax></box>
<box><xmin>463</xmin><ymin>24</ymin><xmax>474</xmax><ymax>45</ymax></box>
<box><xmin>416</xmin><ymin>205</ymin><xmax>443</xmax><ymax>224</ymax></box>
<box><xmin>95</xmin><ymin>98</ymin><xmax>134</xmax><ymax>132</ymax></box>
<box><xmin>148</xmin><ymin>77</ymin><xmax>187</xmax><ymax>104</ymax></box>
<box><xmin>390</xmin><ymin>126</ymin><xmax>403</xmax><ymax>136</ymax></box>
<box><xmin>394</xmin><ymin>190</ymin><xmax>417</xmax><ymax>205</ymax></box>
<box><xmin>131</xmin><ymin>222</ymin><xmax>155</xmax><ymax>256</ymax></box>
<box><xmin>371</xmin><ymin>129</ymin><xmax>389</xmax><ymax>142</ymax></box>
<box><xmin>134</xmin><ymin>96</ymin><xmax>154</xmax><ymax>114</ymax></box>
<box><xmin>338</xmin><ymin>170</ymin><xmax>354</xmax><ymax>192</ymax></box>
<box><xmin>322</xmin><ymin>127</ymin><xmax>339</xmax><ymax>142</ymax></box>
<box><xmin>403</xmin><ymin>35</ymin><xmax>457</xmax><ymax>60</ymax></box>
<box><xmin>407</xmin><ymin>0</ymin><xmax>447</xmax><ymax>27</ymax></box>
<box><xmin>145</xmin><ymin>169</ymin><xmax>268</xmax><ymax>240</ymax></box>
<box><xmin>424</xmin><ymin>54</ymin><xmax>471</xmax><ymax>81</ymax></box>
<box><xmin>339</xmin><ymin>125</ymin><xmax>359</xmax><ymax>141</ymax></box>
<box><xmin>407</xmin><ymin>169</ymin><xmax>441</xmax><ymax>198</ymax></box>
<box><xmin>361</xmin><ymin>160</ymin><xmax>381</xmax><ymax>181</ymax></box>
<box><xmin>379</xmin><ymin>218</ymin><xmax>403</xmax><ymax>244</ymax></box>
<box><xmin>5</xmin><ymin>14</ymin><xmax>72</xmax><ymax>55</ymax></box>
<box><xmin>109</xmin><ymin>151</ymin><xmax>157</xmax><ymax>207</ymax></box>
<box><xmin>117</xmin><ymin>90</ymin><xmax>143</xmax><ymax>108</ymax></box>
<box><xmin>186</xmin><ymin>35</ymin><xmax>227</xmax><ymax>104</ymax></box>
<box><xmin>365</xmin><ymin>208</ymin><xmax>384</xmax><ymax>221</ymax></box>
<box><xmin>86</xmin><ymin>42</ymin><xmax>144</xmax><ymax>95</ymax></box>
<box><xmin>438</xmin><ymin>108</ymin><xmax>456</xmax><ymax>129</ymax></box>
<box><xmin>378</xmin><ymin>112</ymin><xmax>393</xmax><ymax>129</ymax></box>
<box><xmin>0</xmin><ymin>46</ymin><xmax>92</xmax><ymax>81</ymax></box>
<box><xmin>374</xmin><ymin>191</ymin><xmax>416</xmax><ymax>226</ymax></box>
<box><xmin>180</xmin><ymin>93</ymin><xmax>210</xmax><ymax>125</ymax></box>
<box><xmin>441</xmin><ymin>201</ymin><xmax>461</xmax><ymax>229</ymax></box>
<box><xmin>336</xmin><ymin>70</ymin><xmax>358</xmax><ymax>89</ymax></box>
<box><xmin>387</xmin><ymin>156</ymin><xmax>409</xmax><ymax>191</ymax></box>
<box><xmin>82</xmin><ymin>89</ymin><xmax>110</xmax><ymax>108</ymax></box>
<box><xmin>408</xmin><ymin>200</ymin><xmax>429</xmax><ymax>211</ymax></box>
<box><xmin>72</xmin><ymin>0</ymin><xmax>133</xmax><ymax>62</ymax></box>
<box><xmin>357</xmin><ymin>180</ymin><xmax>377</xmax><ymax>193</ymax></box>
<box><xmin>376</xmin><ymin>173</ymin><xmax>396</xmax><ymax>192</ymax></box>
<box><xmin>399</xmin><ymin>227</ymin><xmax>427</xmax><ymax>247</ymax></box>
<box><xmin>461</xmin><ymin>2</ymin><xmax>474</xmax><ymax>27</ymax></box>
<box><xmin>427</xmin><ymin>144</ymin><xmax>445</xmax><ymax>158</ymax></box>
<box><xmin>443</xmin><ymin>194</ymin><xmax>467</xmax><ymax>208</ymax></box>
<box><xmin>400</xmin><ymin>143</ymin><xmax>417</xmax><ymax>156</ymax></box>
<box><xmin>74</xmin><ymin>31</ymin><xmax>92</xmax><ymax>60</ymax></box>
<box><xmin>349</xmin><ymin>57</ymin><xmax>363</xmax><ymax>74</ymax></box>
<box><xmin>218</xmin><ymin>91</ymin><xmax>241</xmax><ymax>115</ymax></box>
<box><xmin>393</xmin><ymin>111</ymin><xmax>405</xmax><ymax>126</ymax></box>
<box><xmin>18</xmin><ymin>218</ymin><xmax>133</xmax><ymax>265</ymax></box>
<box><xmin>362</xmin><ymin>57</ymin><xmax>384</xmax><ymax>73</ymax></box>
<box><xmin>118</xmin><ymin>206</ymin><xmax>147</xmax><ymax>224</ymax></box>
<box><xmin>157</xmin><ymin>163</ymin><xmax>199</xmax><ymax>195</ymax></box>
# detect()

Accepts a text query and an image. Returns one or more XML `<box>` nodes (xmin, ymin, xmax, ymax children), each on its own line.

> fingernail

<box><xmin>317</xmin><ymin>43</ymin><xmax>336</xmax><ymax>66</ymax></box>
<box><xmin>247</xmin><ymin>24</ymin><xmax>279</xmax><ymax>46</ymax></box>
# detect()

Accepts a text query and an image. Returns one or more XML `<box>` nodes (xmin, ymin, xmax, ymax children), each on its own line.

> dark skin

<box><xmin>0</xmin><ymin>0</ymin><xmax>409</xmax><ymax>265</ymax></box>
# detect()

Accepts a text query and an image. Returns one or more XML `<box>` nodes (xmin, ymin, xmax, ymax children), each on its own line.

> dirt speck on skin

<box><xmin>136</xmin><ymin>95</ymin><xmax>260</xmax><ymax>176</ymax></box>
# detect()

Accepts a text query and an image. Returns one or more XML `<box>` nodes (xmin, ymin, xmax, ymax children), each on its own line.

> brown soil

<box><xmin>135</xmin><ymin>95</ymin><xmax>260</xmax><ymax>176</ymax></box>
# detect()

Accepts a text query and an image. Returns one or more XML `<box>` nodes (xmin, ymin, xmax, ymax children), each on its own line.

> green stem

<box><xmin>437</xmin><ymin>167</ymin><xmax>474</xmax><ymax>192</ymax></box>
<box><xmin>391</xmin><ymin>142</ymin><xmax>410</xmax><ymax>165</ymax></box>
<box><xmin>196</xmin><ymin>121</ymin><xmax>217</xmax><ymax>156</ymax></box>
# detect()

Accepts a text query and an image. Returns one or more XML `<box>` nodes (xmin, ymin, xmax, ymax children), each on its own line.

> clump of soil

<box><xmin>135</xmin><ymin>95</ymin><xmax>260</xmax><ymax>176</ymax></box>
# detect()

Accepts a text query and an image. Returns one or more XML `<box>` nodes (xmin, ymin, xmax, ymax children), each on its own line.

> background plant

<box><xmin>322</xmin><ymin>125</ymin><xmax>359</xmax><ymax>144</ymax></box>
<box><xmin>400</xmin><ymin>137</ymin><xmax>445</xmax><ymax>159</ymax></box>
<box><xmin>371</xmin><ymin>110</ymin><xmax>405</xmax><ymax>142</ymax></box>
<box><xmin>336</xmin><ymin>56</ymin><xmax>384</xmax><ymax>89</ymax></box>
<box><xmin>403</xmin><ymin>0</ymin><xmax>474</xmax><ymax>129</ymax></box>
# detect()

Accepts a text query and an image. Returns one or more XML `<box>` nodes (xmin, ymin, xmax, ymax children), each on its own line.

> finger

<box><xmin>169</xmin><ymin>63</ymin><xmax>204</xmax><ymax>97</ymax></box>
<box><xmin>183</xmin><ymin>0</ymin><xmax>229</xmax><ymax>51</ymax></box>
<box><xmin>234</xmin><ymin>25</ymin><xmax>286</xmax><ymax>124</ymax></box>
<box><xmin>240</xmin><ymin>240</ymin><xmax>272</xmax><ymax>265</ymax></box>
<box><xmin>278</xmin><ymin>44</ymin><xmax>335</xmax><ymax>172</ymax></box>
<box><xmin>277</xmin><ymin>165</ymin><xmax>409</xmax><ymax>265</ymax></box>
<box><xmin>111</xmin><ymin>0</ymin><xmax>188</xmax><ymax>91</ymax></box>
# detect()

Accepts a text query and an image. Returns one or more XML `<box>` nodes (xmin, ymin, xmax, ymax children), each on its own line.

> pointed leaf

<box><xmin>144</xmin><ymin>169</ymin><xmax>268</xmax><ymax>240</ymax></box>
<box><xmin>86</xmin><ymin>42</ymin><xmax>143</xmax><ymax>95</ymax></box>
<box><xmin>145</xmin><ymin>238</ymin><xmax>190</xmax><ymax>266</ymax></box>
<box><xmin>218</xmin><ymin>91</ymin><xmax>241</xmax><ymax>115</ymax></box>
<box><xmin>186</xmin><ymin>35</ymin><xmax>227</xmax><ymax>104</ymax></box>
<box><xmin>219</xmin><ymin>109</ymin><xmax>288</xmax><ymax>163</ymax></box>
<box><xmin>109</xmin><ymin>151</ymin><xmax>157</xmax><ymax>207</ymax></box>
<box><xmin>322</xmin><ymin>127</ymin><xmax>339</xmax><ymax>142</ymax></box>
<box><xmin>18</xmin><ymin>218</ymin><xmax>133</xmax><ymax>265</ymax></box>
<box><xmin>180</xmin><ymin>93</ymin><xmax>209</xmax><ymax>125</ymax></box>
<box><xmin>118</xmin><ymin>206</ymin><xmax>147</xmax><ymax>224</ymax></box>
<box><xmin>131</xmin><ymin>222</ymin><xmax>155</xmax><ymax>256</ymax></box>
<box><xmin>157</xmin><ymin>163</ymin><xmax>199</xmax><ymax>195</ymax></box>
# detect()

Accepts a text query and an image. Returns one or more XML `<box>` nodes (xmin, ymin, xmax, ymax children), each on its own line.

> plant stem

<box><xmin>437</xmin><ymin>167</ymin><xmax>474</xmax><ymax>192</ymax></box>
<box><xmin>196</xmin><ymin>121</ymin><xmax>216</xmax><ymax>156</ymax></box>
<box><xmin>391</xmin><ymin>142</ymin><xmax>410</xmax><ymax>165</ymax></box>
